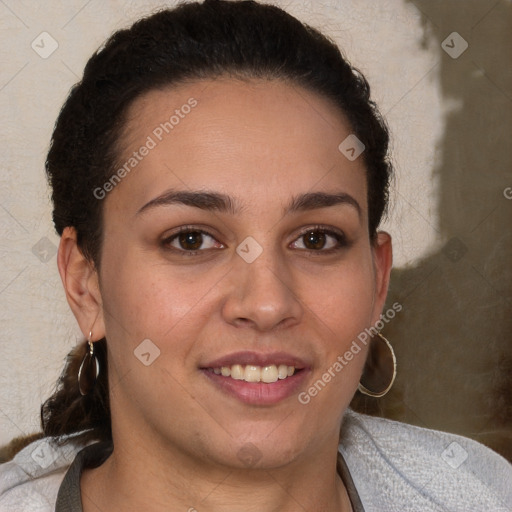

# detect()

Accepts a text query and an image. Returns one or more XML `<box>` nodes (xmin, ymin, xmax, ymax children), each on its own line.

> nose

<box><xmin>221</xmin><ymin>247</ymin><xmax>303</xmax><ymax>332</ymax></box>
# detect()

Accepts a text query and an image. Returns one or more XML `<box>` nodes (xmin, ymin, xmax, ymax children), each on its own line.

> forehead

<box><xmin>107</xmin><ymin>78</ymin><xmax>368</xmax><ymax>216</ymax></box>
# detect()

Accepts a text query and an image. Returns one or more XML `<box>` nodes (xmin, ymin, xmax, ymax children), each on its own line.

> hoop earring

<box><xmin>358</xmin><ymin>332</ymin><xmax>396</xmax><ymax>398</ymax></box>
<box><xmin>78</xmin><ymin>331</ymin><xmax>100</xmax><ymax>396</ymax></box>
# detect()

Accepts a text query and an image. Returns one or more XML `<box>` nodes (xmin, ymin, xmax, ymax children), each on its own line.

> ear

<box><xmin>370</xmin><ymin>231</ymin><xmax>393</xmax><ymax>325</ymax></box>
<box><xmin>57</xmin><ymin>227</ymin><xmax>105</xmax><ymax>341</ymax></box>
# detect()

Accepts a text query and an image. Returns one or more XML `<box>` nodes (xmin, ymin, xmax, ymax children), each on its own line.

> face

<box><xmin>83</xmin><ymin>78</ymin><xmax>391</xmax><ymax>470</ymax></box>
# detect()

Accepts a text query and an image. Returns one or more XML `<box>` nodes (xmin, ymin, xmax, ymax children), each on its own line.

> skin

<box><xmin>58</xmin><ymin>78</ymin><xmax>392</xmax><ymax>512</ymax></box>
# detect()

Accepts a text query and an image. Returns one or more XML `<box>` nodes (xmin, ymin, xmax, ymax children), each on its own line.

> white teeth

<box><xmin>244</xmin><ymin>365</ymin><xmax>260</xmax><ymax>382</ymax></box>
<box><xmin>210</xmin><ymin>364</ymin><xmax>297</xmax><ymax>383</ymax></box>
<box><xmin>278</xmin><ymin>364</ymin><xmax>288</xmax><ymax>379</ymax></box>
<box><xmin>231</xmin><ymin>364</ymin><xmax>244</xmax><ymax>380</ymax></box>
<box><xmin>262</xmin><ymin>365</ymin><xmax>279</xmax><ymax>383</ymax></box>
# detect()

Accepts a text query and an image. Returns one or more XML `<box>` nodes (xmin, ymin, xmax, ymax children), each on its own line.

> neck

<box><xmin>81</xmin><ymin>429</ymin><xmax>353</xmax><ymax>512</ymax></box>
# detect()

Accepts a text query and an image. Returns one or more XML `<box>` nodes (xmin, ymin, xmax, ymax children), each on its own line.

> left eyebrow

<box><xmin>135</xmin><ymin>189</ymin><xmax>361</xmax><ymax>219</ymax></box>
<box><xmin>285</xmin><ymin>191</ymin><xmax>362</xmax><ymax>219</ymax></box>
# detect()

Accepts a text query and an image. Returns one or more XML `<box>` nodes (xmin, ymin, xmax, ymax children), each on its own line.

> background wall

<box><xmin>350</xmin><ymin>0</ymin><xmax>512</xmax><ymax>463</ymax></box>
<box><xmin>0</xmin><ymin>0</ymin><xmax>510</xmax><ymax>461</ymax></box>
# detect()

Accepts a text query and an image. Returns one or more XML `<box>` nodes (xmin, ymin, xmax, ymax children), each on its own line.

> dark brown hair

<box><xmin>31</xmin><ymin>0</ymin><xmax>392</xmax><ymax>451</ymax></box>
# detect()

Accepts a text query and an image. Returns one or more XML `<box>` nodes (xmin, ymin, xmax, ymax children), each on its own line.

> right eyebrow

<box><xmin>136</xmin><ymin>189</ymin><xmax>241</xmax><ymax>216</ymax></box>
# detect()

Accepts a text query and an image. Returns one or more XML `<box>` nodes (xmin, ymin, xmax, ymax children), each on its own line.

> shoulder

<box><xmin>0</xmin><ymin>435</ymin><xmax>87</xmax><ymax>512</ymax></box>
<box><xmin>339</xmin><ymin>408</ymin><xmax>512</xmax><ymax>512</ymax></box>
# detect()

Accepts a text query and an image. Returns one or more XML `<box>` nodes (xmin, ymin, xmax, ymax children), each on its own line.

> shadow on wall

<box><xmin>351</xmin><ymin>0</ymin><xmax>512</xmax><ymax>462</ymax></box>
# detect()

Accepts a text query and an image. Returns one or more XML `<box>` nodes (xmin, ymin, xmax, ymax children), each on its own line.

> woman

<box><xmin>0</xmin><ymin>1</ymin><xmax>510</xmax><ymax>510</ymax></box>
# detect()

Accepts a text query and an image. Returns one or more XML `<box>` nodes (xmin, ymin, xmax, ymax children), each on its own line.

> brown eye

<box><xmin>303</xmin><ymin>230</ymin><xmax>326</xmax><ymax>250</ymax></box>
<box><xmin>163</xmin><ymin>229</ymin><xmax>222</xmax><ymax>253</ymax></box>
<box><xmin>178</xmin><ymin>231</ymin><xmax>203</xmax><ymax>250</ymax></box>
<box><xmin>290</xmin><ymin>228</ymin><xmax>347</xmax><ymax>252</ymax></box>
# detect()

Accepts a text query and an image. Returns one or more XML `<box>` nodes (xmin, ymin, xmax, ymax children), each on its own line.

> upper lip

<box><xmin>201</xmin><ymin>351</ymin><xmax>310</xmax><ymax>369</ymax></box>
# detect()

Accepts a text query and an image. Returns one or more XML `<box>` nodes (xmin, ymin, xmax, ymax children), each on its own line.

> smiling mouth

<box><xmin>205</xmin><ymin>364</ymin><xmax>298</xmax><ymax>383</ymax></box>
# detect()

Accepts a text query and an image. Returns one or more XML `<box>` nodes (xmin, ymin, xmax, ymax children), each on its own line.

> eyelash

<box><xmin>161</xmin><ymin>225</ymin><xmax>349</xmax><ymax>256</ymax></box>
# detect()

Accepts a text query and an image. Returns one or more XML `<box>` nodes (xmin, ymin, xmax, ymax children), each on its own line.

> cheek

<box><xmin>302</xmin><ymin>253</ymin><xmax>376</xmax><ymax>343</ymax></box>
<box><xmin>98</xmin><ymin>240</ymin><xmax>222</xmax><ymax>351</ymax></box>
<box><xmin>294</xmin><ymin>261</ymin><xmax>374</xmax><ymax>427</ymax></box>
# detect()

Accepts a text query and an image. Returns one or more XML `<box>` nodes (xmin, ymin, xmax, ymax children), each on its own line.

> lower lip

<box><xmin>201</xmin><ymin>369</ymin><xmax>310</xmax><ymax>405</ymax></box>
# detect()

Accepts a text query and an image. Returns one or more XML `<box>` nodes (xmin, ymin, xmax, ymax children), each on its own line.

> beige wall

<box><xmin>0</xmin><ymin>0</ymin><xmax>509</xmax><ymax>460</ymax></box>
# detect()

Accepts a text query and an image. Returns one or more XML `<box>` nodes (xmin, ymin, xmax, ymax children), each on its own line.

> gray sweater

<box><xmin>1</xmin><ymin>409</ymin><xmax>511</xmax><ymax>511</ymax></box>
